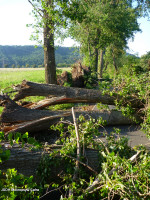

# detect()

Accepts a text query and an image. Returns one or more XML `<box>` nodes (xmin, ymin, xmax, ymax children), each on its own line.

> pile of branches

<box><xmin>0</xmin><ymin>79</ymin><xmax>144</xmax><ymax>134</ymax></box>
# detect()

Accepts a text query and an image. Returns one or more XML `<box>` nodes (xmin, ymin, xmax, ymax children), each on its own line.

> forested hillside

<box><xmin>0</xmin><ymin>45</ymin><xmax>80</xmax><ymax>68</ymax></box>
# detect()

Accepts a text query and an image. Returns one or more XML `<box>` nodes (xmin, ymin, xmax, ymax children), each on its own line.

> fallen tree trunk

<box><xmin>1</xmin><ymin>109</ymin><xmax>138</xmax><ymax>134</ymax></box>
<box><xmin>1</xmin><ymin>116</ymin><xmax>69</xmax><ymax>134</ymax></box>
<box><xmin>0</xmin><ymin>93</ymin><xmax>141</xmax><ymax>134</ymax></box>
<box><xmin>0</xmin><ymin>95</ymin><xmax>70</xmax><ymax>124</ymax></box>
<box><xmin>13</xmin><ymin>80</ymin><xmax>144</xmax><ymax>108</ymax></box>
<box><xmin>0</xmin><ymin>95</ymin><xmax>138</xmax><ymax>133</ymax></box>
<box><xmin>0</xmin><ymin>143</ymin><xmax>99</xmax><ymax>180</ymax></box>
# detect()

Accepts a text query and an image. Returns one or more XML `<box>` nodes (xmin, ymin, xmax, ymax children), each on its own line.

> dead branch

<box><xmin>69</xmin><ymin>107</ymin><xmax>81</xmax><ymax>197</ymax></box>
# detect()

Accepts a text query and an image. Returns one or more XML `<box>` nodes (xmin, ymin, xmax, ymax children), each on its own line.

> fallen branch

<box><xmin>85</xmin><ymin>151</ymin><xmax>142</xmax><ymax>194</ymax></box>
<box><xmin>69</xmin><ymin>108</ymin><xmax>81</xmax><ymax>197</ymax></box>
<box><xmin>13</xmin><ymin>80</ymin><xmax>144</xmax><ymax>108</ymax></box>
<box><xmin>0</xmin><ymin>94</ymin><xmax>70</xmax><ymax>124</ymax></box>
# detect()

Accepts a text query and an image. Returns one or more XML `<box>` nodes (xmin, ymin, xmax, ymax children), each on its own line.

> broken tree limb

<box><xmin>1</xmin><ymin>108</ymin><xmax>138</xmax><ymax>134</ymax></box>
<box><xmin>0</xmin><ymin>94</ymin><xmax>71</xmax><ymax>124</ymax></box>
<box><xmin>2</xmin><ymin>115</ymin><xmax>70</xmax><ymax>134</ymax></box>
<box><xmin>0</xmin><ymin>95</ymin><xmax>139</xmax><ymax>134</ymax></box>
<box><xmin>69</xmin><ymin>107</ymin><xmax>81</xmax><ymax>197</ymax></box>
<box><xmin>13</xmin><ymin>80</ymin><xmax>144</xmax><ymax>108</ymax></box>
<box><xmin>23</xmin><ymin>96</ymin><xmax>91</xmax><ymax>110</ymax></box>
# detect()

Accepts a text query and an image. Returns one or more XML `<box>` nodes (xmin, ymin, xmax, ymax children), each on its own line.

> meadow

<box><xmin>0</xmin><ymin>68</ymin><xmax>45</xmax><ymax>90</ymax></box>
<box><xmin>0</xmin><ymin>68</ymin><xmax>70</xmax><ymax>113</ymax></box>
<box><xmin>0</xmin><ymin>68</ymin><xmax>45</xmax><ymax>114</ymax></box>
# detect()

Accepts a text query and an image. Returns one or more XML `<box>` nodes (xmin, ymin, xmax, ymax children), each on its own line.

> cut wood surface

<box><xmin>13</xmin><ymin>80</ymin><xmax>144</xmax><ymax>108</ymax></box>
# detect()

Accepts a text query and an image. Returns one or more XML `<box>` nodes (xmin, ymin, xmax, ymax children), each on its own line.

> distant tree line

<box><xmin>0</xmin><ymin>46</ymin><xmax>80</xmax><ymax>68</ymax></box>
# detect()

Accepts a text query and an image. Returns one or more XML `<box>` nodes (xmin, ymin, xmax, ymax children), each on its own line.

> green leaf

<box><xmin>22</xmin><ymin>132</ymin><xmax>28</xmax><ymax>139</ymax></box>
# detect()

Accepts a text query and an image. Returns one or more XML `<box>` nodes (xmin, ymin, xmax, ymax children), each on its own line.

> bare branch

<box><xmin>28</xmin><ymin>0</ymin><xmax>43</xmax><ymax>18</ymax></box>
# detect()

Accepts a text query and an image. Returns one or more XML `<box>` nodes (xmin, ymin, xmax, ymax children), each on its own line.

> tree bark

<box><xmin>13</xmin><ymin>80</ymin><xmax>144</xmax><ymax>109</ymax></box>
<box><xmin>0</xmin><ymin>95</ymin><xmax>139</xmax><ymax>134</ymax></box>
<box><xmin>93</xmin><ymin>48</ymin><xmax>99</xmax><ymax>73</ymax></box>
<box><xmin>112</xmin><ymin>47</ymin><xmax>118</xmax><ymax>72</ymax></box>
<box><xmin>0</xmin><ymin>143</ymin><xmax>99</xmax><ymax>180</ymax></box>
<box><xmin>98</xmin><ymin>49</ymin><xmax>105</xmax><ymax>79</ymax></box>
<box><xmin>0</xmin><ymin>96</ymin><xmax>70</xmax><ymax>124</ymax></box>
<box><xmin>44</xmin><ymin>0</ymin><xmax>56</xmax><ymax>84</ymax></box>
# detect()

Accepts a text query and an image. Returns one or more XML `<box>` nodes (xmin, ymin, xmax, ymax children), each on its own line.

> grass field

<box><xmin>0</xmin><ymin>68</ymin><xmax>45</xmax><ymax>91</ymax></box>
<box><xmin>0</xmin><ymin>68</ymin><xmax>45</xmax><ymax>113</ymax></box>
<box><xmin>0</xmin><ymin>67</ymin><xmax>72</xmax><ymax>90</ymax></box>
<box><xmin>0</xmin><ymin>68</ymin><xmax>71</xmax><ymax>114</ymax></box>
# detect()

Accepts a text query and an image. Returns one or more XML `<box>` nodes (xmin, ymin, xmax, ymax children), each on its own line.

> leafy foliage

<box><xmin>0</xmin><ymin>131</ymin><xmax>42</xmax><ymax>199</ymax></box>
<box><xmin>37</xmin><ymin>116</ymin><xmax>150</xmax><ymax>199</ymax></box>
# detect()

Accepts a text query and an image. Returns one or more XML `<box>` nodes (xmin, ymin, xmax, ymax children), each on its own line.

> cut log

<box><xmin>13</xmin><ymin>80</ymin><xmax>144</xmax><ymax>108</ymax></box>
<box><xmin>0</xmin><ymin>143</ymin><xmax>99</xmax><ymax>180</ymax></box>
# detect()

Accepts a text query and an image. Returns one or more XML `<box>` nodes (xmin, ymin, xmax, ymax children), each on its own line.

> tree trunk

<box><xmin>44</xmin><ymin>0</ymin><xmax>56</xmax><ymax>84</ymax></box>
<box><xmin>98</xmin><ymin>49</ymin><xmax>105</xmax><ymax>79</ymax></box>
<box><xmin>0</xmin><ymin>95</ymin><xmax>140</xmax><ymax>134</ymax></box>
<box><xmin>13</xmin><ymin>80</ymin><xmax>144</xmax><ymax>109</ymax></box>
<box><xmin>112</xmin><ymin>48</ymin><xmax>118</xmax><ymax>72</ymax></box>
<box><xmin>0</xmin><ymin>143</ymin><xmax>99</xmax><ymax>179</ymax></box>
<box><xmin>93</xmin><ymin>48</ymin><xmax>99</xmax><ymax>73</ymax></box>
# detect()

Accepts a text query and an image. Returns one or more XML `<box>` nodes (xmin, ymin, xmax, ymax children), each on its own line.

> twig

<box><xmin>65</xmin><ymin>154</ymin><xmax>98</xmax><ymax>175</ymax></box>
<box><xmin>85</xmin><ymin>151</ymin><xmax>142</xmax><ymax>194</ymax></box>
<box><xmin>69</xmin><ymin>107</ymin><xmax>81</xmax><ymax>198</ymax></box>
<box><xmin>40</xmin><ymin>184</ymin><xmax>64</xmax><ymax>199</ymax></box>
<box><xmin>28</xmin><ymin>0</ymin><xmax>43</xmax><ymax>18</ymax></box>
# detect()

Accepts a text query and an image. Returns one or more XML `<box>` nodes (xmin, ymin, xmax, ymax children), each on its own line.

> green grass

<box><xmin>0</xmin><ymin>67</ymin><xmax>71</xmax><ymax>91</ymax></box>
<box><xmin>0</xmin><ymin>69</ymin><xmax>45</xmax><ymax>91</ymax></box>
<box><xmin>0</xmin><ymin>69</ymin><xmax>46</xmax><ymax>109</ymax></box>
<box><xmin>0</xmin><ymin>68</ymin><xmax>72</xmax><ymax>114</ymax></box>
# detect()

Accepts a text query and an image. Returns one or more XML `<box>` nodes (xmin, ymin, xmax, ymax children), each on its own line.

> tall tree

<box><xmin>66</xmin><ymin>0</ymin><xmax>150</xmax><ymax>77</ymax></box>
<box><xmin>28</xmin><ymin>0</ymin><xmax>56</xmax><ymax>84</ymax></box>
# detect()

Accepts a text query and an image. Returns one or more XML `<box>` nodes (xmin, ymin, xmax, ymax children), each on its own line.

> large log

<box><xmin>0</xmin><ymin>95</ymin><xmax>70</xmax><ymax>124</ymax></box>
<box><xmin>0</xmin><ymin>95</ymin><xmax>140</xmax><ymax>134</ymax></box>
<box><xmin>0</xmin><ymin>143</ymin><xmax>99</xmax><ymax>180</ymax></box>
<box><xmin>0</xmin><ymin>96</ymin><xmax>137</xmax><ymax>134</ymax></box>
<box><xmin>13</xmin><ymin>80</ymin><xmax>144</xmax><ymax>108</ymax></box>
<box><xmin>1</xmin><ymin>109</ymin><xmax>136</xmax><ymax>134</ymax></box>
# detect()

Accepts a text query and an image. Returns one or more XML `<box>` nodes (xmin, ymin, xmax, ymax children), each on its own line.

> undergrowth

<box><xmin>0</xmin><ymin>114</ymin><xmax>149</xmax><ymax>199</ymax></box>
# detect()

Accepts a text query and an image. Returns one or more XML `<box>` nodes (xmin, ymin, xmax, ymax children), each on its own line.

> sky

<box><xmin>0</xmin><ymin>0</ymin><xmax>150</xmax><ymax>57</ymax></box>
